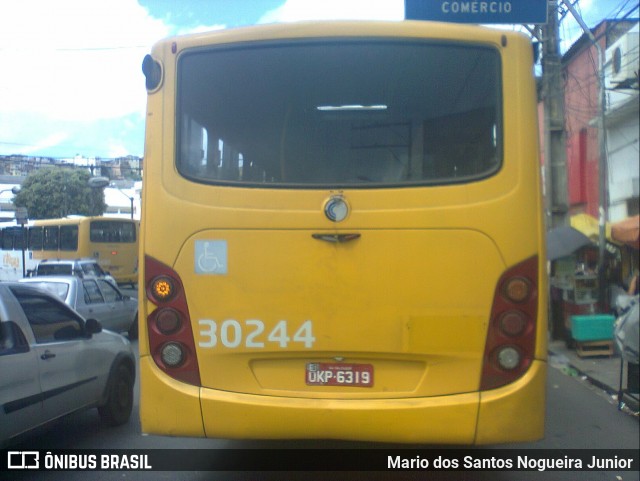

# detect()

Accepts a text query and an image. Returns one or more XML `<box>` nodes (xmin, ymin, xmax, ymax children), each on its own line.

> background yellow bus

<box><xmin>28</xmin><ymin>216</ymin><xmax>138</xmax><ymax>285</ymax></box>
<box><xmin>140</xmin><ymin>21</ymin><xmax>547</xmax><ymax>444</ymax></box>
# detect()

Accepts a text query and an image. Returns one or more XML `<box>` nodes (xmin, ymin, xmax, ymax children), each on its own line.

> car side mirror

<box><xmin>85</xmin><ymin>318</ymin><xmax>103</xmax><ymax>335</ymax></box>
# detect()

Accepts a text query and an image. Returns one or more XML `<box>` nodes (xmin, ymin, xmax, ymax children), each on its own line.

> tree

<box><xmin>13</xmin><ymin>167</ymin><xmax>106</xmax><ymax>219</ymax></box>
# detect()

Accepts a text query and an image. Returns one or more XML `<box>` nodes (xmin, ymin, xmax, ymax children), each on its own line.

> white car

<box><xmin>0</xmin><ymin>282</ymin><xmax>135</xmax><ymax>446</ymax></box>
<box><xmin>20</xmin><ymin>276</ymin><xmax>138</xmax><ymax>339</ymax></box>
<box><xmin>34</xmin><ymin>258</ymin><xmax>118</xmax><ymax>286</ymax></box>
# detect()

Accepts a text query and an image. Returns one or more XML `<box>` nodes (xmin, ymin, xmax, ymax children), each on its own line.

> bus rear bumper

<box><xmin>140</xmin><ymin>356</ymin><xmax>546</xmax><ymax>443</ymax></box>
<box><xmin>201</xmin><ymin>388</ymin><xmax>479</xmax><ymax>444</ymax></box>
<box><xmin>198</xmin><ymin>361</ymin><xmax>547</xmax><ymax>444</ymax></box>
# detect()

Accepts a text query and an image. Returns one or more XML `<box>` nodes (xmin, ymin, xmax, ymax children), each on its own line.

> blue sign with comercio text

<box><xmin>405</xmin><ymin>0</ymin><xmax>547</xmax><ymax>24</ymax></box>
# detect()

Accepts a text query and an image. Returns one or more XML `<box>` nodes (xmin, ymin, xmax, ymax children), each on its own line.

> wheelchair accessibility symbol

<box><xmin>195</xmin><ymin>240</ymin><xmax>227</xmax><ymax>275</ymax></box>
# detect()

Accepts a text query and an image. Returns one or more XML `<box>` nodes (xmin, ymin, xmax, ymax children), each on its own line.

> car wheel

<box><xmin>128</xmin><ymin>314</ymin><xmax>138</xmax><ymax>340</ymax></box>
<box><xmin>99</xmin><ymin>364</ymin><xmax>133</xmax><ymax>426</ymax></box>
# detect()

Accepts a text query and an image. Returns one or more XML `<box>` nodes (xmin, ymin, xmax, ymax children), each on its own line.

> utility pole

<box><xmin>541</xmin><ymin>0</ymin><xmax>568</xmax><ymax>229</ymax></box>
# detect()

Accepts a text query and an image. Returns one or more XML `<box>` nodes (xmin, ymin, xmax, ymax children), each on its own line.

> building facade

<box><xmin>562</xmin><ymin>19</ymin><xmax>639</xmax><ymax>223</ymax></box>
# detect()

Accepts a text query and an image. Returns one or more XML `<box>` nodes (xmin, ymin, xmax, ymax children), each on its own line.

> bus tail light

<box><xmin>145</xmin><ymin>255</ymin><xmax>201</xmax><ymax>386</ymax></box>
<box><xmin>160</xmin><ymin>342</ymin><xmax>187</xmax><ymax>367</ymax></box>
<box><xmin>480</xmin><ymin>256</ymin><xmax>538</xmax><ymax>391</ymax></box>
<box><xmin>156</xmin><ymin>308</ymin><xmax>181</xmax><ymax>334</ymax></box>
<box><xmin>150</xmin><ymin>275</ymin><xmax>177</xmax><ymax>302</ymax></box>
<box><xmin>495</xmin><ymin>346</ymin><xmax>521</xmax><ymax>370</ymax></box>
<box><xmin>498</xmin><ymin>310</ymin><xmax>527</xmax><ymax>337</ymax></box>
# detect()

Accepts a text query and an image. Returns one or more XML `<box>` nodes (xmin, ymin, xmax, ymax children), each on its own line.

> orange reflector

<box><xmin>151</xmin><ymin>276</ymin><xmax>175</xmax><ymax>302</ymax></box>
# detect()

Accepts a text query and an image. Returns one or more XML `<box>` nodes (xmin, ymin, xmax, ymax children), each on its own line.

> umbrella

<box><xmin>546</xmin><ymin>225</ymin><xmax>593</xmax><ymax>261</ymax></box>
<box><xmin>611</xmin><ymin>215</ymin><xmax>640</xmax><ymax>250</ymax></box>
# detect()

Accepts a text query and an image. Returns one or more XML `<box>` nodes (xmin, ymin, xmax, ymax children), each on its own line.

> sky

<box><xmin>0</xmin><ymin>0</ymin><xmax>631</xmax><ymax>160</ymax></box>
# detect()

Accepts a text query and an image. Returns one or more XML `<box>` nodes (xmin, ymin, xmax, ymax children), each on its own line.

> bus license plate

<box><xmin>306</xmin><ymin>363</ymin><xmax>373</xmax><ymax>387</ymax></box>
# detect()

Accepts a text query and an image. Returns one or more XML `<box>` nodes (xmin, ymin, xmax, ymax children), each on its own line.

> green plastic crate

<box><xmin>570</xmin><ymin>314</ymin><xmax>615</xmax><ymax>342</ymax></box>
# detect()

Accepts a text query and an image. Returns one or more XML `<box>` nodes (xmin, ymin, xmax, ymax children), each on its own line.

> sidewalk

<box><xmin>548</xmin><ymin>338</ymin><xmax>639</xmax><ymax>412</ymax></box>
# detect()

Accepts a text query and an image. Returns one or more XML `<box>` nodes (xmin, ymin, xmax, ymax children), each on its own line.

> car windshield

<box><xmin>23</xmin><ymin>282</ymin><xmax>70</xmax><ymax>301</ymax></box>
<box><xmin>176</xmin><ymin>39</ymin><xmax>502</xmax><ymax>188</ymax></box>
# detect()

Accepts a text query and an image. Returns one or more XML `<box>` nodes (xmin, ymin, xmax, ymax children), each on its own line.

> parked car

<box><xmin>19</xmin><ymin>276</ymin><xmax>138</xmax><ymax>339</ymax></box>
<box><xmin>33</xmin><ymin>258</ymin><xmax>117</xmax><ymax>286</ymax></box>
<box><xmin>0</xmin><ymin>282</ymin><xmax>135</xmax><ymax>446</ymax></box>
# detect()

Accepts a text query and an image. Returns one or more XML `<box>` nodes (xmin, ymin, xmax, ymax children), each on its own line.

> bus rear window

<box><xmin>177</xmin><ymin>40</ymin><xmax>502</xmax><ymax>188</ymax></box>
<box><xmin>90</xmin><ymin>221</ymin><xmax>136</xmax><ymax>243</ymax></box>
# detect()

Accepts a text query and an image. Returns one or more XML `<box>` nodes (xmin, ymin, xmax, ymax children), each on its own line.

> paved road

<box><xmin>5</xmin><ymin>342</ymin><xmax>639</xmax><ymax>481</ymax></box>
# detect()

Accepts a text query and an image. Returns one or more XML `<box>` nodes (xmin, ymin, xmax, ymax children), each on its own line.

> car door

<box><xmin>0</xmin><ymin>314</ymin><xmax>43</xmax><ymax>443</ymax></box>
<box><xmin>9</xmin><ymin>286</ymin><xmax>100</xmax><ymax>422</ymax></box>
<box><xmin>96</xmin><ymin>280</ymin><xmax>130</xmax><ymax>333</ymax></box>
<box><xmin>79</xmin><ymin>279</ymin><xmax>111</xmax><ymax>327</ymax></box>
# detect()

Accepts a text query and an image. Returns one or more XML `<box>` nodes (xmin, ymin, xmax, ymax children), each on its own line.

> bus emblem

<box><xmin>324</xmin><ymin>196</ymin><xmax>349</xmax><ymax>222</ymax></box>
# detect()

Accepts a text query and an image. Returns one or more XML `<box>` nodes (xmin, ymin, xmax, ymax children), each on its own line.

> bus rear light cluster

<box><xmin>145</xmin><ymin>255</ymin><xmax>201</xmax><ymax>386</ymax></box>
<box><xmin>480</xmin><ymin>256</ymin><xmax>538</xmax><ymax>391</ymax></box>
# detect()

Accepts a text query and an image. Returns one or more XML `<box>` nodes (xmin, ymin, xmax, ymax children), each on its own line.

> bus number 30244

<box><xmin>198</xmin><ymin>319</ymin><xmax>315</xmax><ymax>349</ymax></box>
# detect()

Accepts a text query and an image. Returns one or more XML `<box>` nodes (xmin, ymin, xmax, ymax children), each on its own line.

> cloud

<box><xmin>177</xmin><ymin>23</ymin><xmax>227</xmax><ymax>35</ymax></box>
<box><xmin>0</xmin><ymin>0</ymin><xmax>170</xmax><ymax>123</ymax></box>
<box><xmin>0</xmin><ymin>0</ymin><xmax>182</xmax><ymax>156</ymax></box>
<box><xmin>259</xmin><ymin>0</ymin><xmax>404</xmax><ymax>23</ymax></box>
<box><xmin>0</xmin><ymin>110</ymin><xmax>146</xmax><ymax>158</ymax></box>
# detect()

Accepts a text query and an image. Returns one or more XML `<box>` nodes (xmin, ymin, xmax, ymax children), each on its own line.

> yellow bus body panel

<box><xmin>476</xmin><ymin>361</ymin><xmax>547</xmax><ymax>444</ymax></box>
<box><xmin>139</xmin><ymin>357</ymin><xmax>205</xmax><ymax>437</ymax></box>
<box><xmin>175</xmin><ymin>228</ymin><xmax>502</xmax><ymax>397</ymax></box>
<box><xmin>139</xmin><ymin>21</ymin><xmax>547</xmax><ymax>443</ymax></box>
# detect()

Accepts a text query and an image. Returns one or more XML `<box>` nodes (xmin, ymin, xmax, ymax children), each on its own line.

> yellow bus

<box><xmin>139</xmin><ymin>21</ymin><xmax>547</xmax><ymax>444</ymax></box>
<box><xmin>28</xmin><ymin>216</ymin><xmax>138</xmax><ymax>285</ymax></box>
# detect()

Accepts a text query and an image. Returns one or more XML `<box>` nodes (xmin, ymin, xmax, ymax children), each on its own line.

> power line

<box><xmin>0</xmin><ymin>45</ymin><xmax>150</xmax><ymax>52</ymax></box>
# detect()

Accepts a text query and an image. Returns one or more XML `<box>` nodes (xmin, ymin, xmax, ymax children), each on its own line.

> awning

<box><xmin>546</xmin><ymin>225</ymin><xmax>593</xmax><ymax>261</ymax></box>
<box><xmin>570</xmin><ymin>213</ymin><xmax>612</xmax><ymax>242</ymax></box>
<box><xmin>611</xmin><ymin>215</ymin><xmax>640</xmax><ymax>250</ymax></box>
